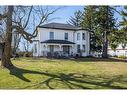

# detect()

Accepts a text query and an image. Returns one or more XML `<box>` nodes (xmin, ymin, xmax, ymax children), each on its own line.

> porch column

<box><xmin>70</xmin><ymin>45</ymin><xmax>73</xmax><ymax>53</ymax></box>
<box><xmin>45</xmin><ymin>44</ymin><xmax>48</xmax><ymax>52</ymax></box>
<box><xmin>59</xmin><ymin>44</ymin><xmax>62</xmax><ymax>51</ymax></box>
<box><xmin>43</xmin><ymin>44</ymin><xmax>48</xmax><ymax>56</ymax></box>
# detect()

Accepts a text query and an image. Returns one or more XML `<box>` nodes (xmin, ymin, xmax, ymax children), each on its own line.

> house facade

<box><xmin>33</xmin><ymin>23</ymin><xmax>90</xmax><ymax>57</ymax></box>
<box><xmin>108</xmin><ymin>44</ymin><xmax>127</xmax><ymax>57</ymax></box>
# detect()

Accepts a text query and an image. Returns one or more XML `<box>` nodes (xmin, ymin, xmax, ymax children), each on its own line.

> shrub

<box><xmin>16</xmin><ymin>52</ymin><xmax>33</xmax><ymax>57</ymax></box>
<box><xmin>118</xmin><ymin>55</ymin><xmax>127</xmax><ymax>59</ymax></box>
<box><xmin>23</xmin><ymin>52</ymin><xmax>33</xmax><ymax>57</ymax></box>
<box><xmin>17</xmin><ymin>52</ymin><xmax>25</xmax><ymax>57</ymax></box>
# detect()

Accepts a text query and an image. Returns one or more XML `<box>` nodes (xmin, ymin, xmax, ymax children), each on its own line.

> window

<box><xmin>63</xmin><ymin>46</ymin><xmax>70</xmax><ymax>54</ymax></box>
<box><xmin>65</xmin><ymin>33</ymin><xmax>68</xmax><ymax>40</ymax></box>
<box><xmin>49</xmin><ymin>45</ymin><xmax>54</xmax><ymax>53</ymax></box>
<box><xmin>77</xmin><ymin>45</ymin><xmax>80</xmax><ymax>53</ymax></box>
<box><xmin>34</xmin><ymin>44</ymin><xmax>37</xmax><ymax>53</ymax></box>
<box><xmin>82</xmin><ymin>33</ymin><xmax>85</xmax><ymax>40</ymax></box>
<box><xmin>77</xmin><ymin>33</ymin><xmax>80</xmax><ymax>40</ymax></box>
<box><xmin>49</xmin><ymin>32</ymin><xmax>54</xmax><ymax>39</ymax></box>
<box><xmin>83</xmin><ymin>45</ymin><xmax>85</xmax><ymax>52</ymax></box>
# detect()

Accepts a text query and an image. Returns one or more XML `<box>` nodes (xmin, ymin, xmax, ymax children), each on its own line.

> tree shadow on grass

<box><xmin>7</xmin><ymin>65</ymin><xmax>58</xmax><ymax>82</ymax></box>
<box><xmin>68</xmin><ymin>57</ymin><xmax>127</xmax><ymax>63</ymax></box>
<box><xmin>7</xmin><ymin>65</ymin><xmax>127</xmax><ymax>89</ymax></box>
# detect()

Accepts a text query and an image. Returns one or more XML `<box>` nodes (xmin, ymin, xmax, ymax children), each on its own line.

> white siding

<box><xmin>39</xmin><ymin>28</ymin><xmax>74</xmax><ymax>42</ymax></box>
<box><xmin>74</xmin><ymin>30</ymin><xmax>90</xmax><ymax>56</ymax></box>
<box><xmin>33</xmin><ymin>27</ymin><xmax>90</xmax><ymax>57</ymax></box>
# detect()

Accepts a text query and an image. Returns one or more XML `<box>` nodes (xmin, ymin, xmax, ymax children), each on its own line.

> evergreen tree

<box><xmin>67</xmin><ymin>10</ymin><xmax>83</xmax><ymax>27</ymax></box>
<box><xmin>82</xmin><ymin>6</ymin><xmax>116</xmax><ymax>58</ymax></box>
<box><xmin>82</xmin><ymin>6</ymin><xmax>102</xmax><ymax>53</ymax></box>
<box><xmin>116</xmin><ymin>6</ymin><xmax>127</xmax><ymax>56</ymax></box>
<box><xmin>109</xmin><ymin>30</ymin><xmax>119</xmax><ymax>52</ymax></box>
<box><xmin>82</xmin><ymin>6</ymin><xmax>96</xmax><ymax>30</ymax></box>
<box><xmin>95</xmin><ymin>6</ymin><xmax>116</xmax><ymax>58</ymax></box>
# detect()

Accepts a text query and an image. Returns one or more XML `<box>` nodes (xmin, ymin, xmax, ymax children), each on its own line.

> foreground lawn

<box><xmin>0</xmin><ymin>57</ymin><xmax>127</xmax><ymax>89</ymax></box>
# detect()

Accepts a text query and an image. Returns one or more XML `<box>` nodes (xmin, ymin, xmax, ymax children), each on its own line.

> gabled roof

<box><xmin>39</xmin><ymin>22</ymin><xmax>87</xmax><ymax>31</ymax></box>
<box><xmin>41</xmin><ymin>40</ymin><xmax>75</xmax><ymax>44</ymax></box>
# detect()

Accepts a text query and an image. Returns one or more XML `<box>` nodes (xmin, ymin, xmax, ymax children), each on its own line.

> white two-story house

<box><xmin>33</xmin><ymin>22</ymin><xmax>90</xmax><ymax>57</ymax></box>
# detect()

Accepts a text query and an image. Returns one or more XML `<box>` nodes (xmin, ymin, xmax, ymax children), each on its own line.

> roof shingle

<box><xmin>39</xmin><ymin>22</ymin><xmax>84</xmax><ymax>30</ymax></box>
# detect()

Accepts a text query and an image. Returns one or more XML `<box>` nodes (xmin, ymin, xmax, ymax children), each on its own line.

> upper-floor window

<box><xmin>82</xmin><ymin>33</ymin><xmax>85</xmax><ymax>40</ymax></box>
<box><xmin>65</xmin><ymin>33</ymin><xmax>68</xmax><ymax>40</ymax></box>
<box><xmin>49</xmin><ymin>32</ymin><xmax>54</xmax><ymax>39</ymax></box>
<box><xmin>77</xmin><ymin>33</ymin><xmax>80</xmax><ymax>40</ymax></box>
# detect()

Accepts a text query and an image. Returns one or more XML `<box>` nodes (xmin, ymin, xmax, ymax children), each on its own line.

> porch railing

<box><xmin>43</xmin><ymin>51</ymin><xmax>70</xmax><ymax>58</ymax></box>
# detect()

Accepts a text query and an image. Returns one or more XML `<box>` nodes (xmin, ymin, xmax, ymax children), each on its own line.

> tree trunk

<box><xmin>102</xmin><ymin>31</ymin><xmax>108</xmax><ymax>58</ymax></box>
<box><xmin>102</xmin><ymin>6</ymin><xmax>109</xmax><ymax>58</ymax></box>
<box><xmin>1</xmin><ymin>6</ymin><xmax>14</xmax><ymax>68</ymax></box>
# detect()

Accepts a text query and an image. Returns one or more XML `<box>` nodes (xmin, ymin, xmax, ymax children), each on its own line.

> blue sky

<box><xmin>48</xmin><ymin>6</ymin><xmax>123</xmax><ymax>24</ymax></box>
<box><xmin>49</xmin><ymin>6</ymin><xmax>84</xmax><ymax>23</ymax></box>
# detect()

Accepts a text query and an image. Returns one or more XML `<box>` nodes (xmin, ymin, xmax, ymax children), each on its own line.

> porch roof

<box><xmin>41</xmin><ymin>40</ymin><xmax>75</xmax><ymax>44</ymax></box>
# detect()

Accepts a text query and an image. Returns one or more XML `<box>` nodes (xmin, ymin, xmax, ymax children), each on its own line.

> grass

<box><xmin>0</xmin><ymin>57</ymin><xmax>127</xmax><ymax>89</ymax></box>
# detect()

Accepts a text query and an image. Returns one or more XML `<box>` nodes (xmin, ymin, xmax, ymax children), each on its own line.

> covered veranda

<box><xmin>41</xmin><ymin>40</ymin><xmax>75</xmax><ymax>58</ymax></box>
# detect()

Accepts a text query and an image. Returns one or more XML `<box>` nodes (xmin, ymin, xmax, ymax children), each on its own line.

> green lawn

<box><xmin>0</xmin><ymin>57</ymin><xmax>127</xmax><ymax>89</ymax></box>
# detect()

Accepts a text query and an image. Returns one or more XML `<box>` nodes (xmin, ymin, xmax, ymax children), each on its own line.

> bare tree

<box><xmin>21</xmin><ymin>37</ymin><xmax>30</xmax><ymax>52</ymax></box>
<box><xmin>12</xmin><ymin>32</ymin><xmax>21</xmax><ymax>55</ymax></box>
<box><xmin>0</xmin><ymin>6</ymin><xmax>14</xmax><ymax>68</ymax></box>
<box><xmin>0</xmin><ymin>6</ymin><xmax>59</xmax><ymax>68</ymax></box>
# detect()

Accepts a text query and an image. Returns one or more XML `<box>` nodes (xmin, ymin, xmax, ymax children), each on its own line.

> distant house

<box><xmin>108</xmin><ymin>44</ymin><xmax>127</xmax><ymax>57</ymax></box>
<box><xmin>33</xmin><ymin>22</ymin><xmax>90</xmax><ymax>57</ymax></box>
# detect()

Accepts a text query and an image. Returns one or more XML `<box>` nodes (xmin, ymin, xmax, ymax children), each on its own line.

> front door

<box><xmin>49</xmin><ymin>45</ymin><xmax>54</xmax><ymax>53</ymax></box>
<box><xmin>63</xmin><ymin>46</ymin><xmax>70</xmax><ymax>54</ymax></box>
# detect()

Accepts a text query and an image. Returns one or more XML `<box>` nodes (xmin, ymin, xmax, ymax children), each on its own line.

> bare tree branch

<box><xmin>12</xmin><ymin>6</ymin><xmax>60</xmax><ymax>43</ymax></box>
<box><xmin>0</xmin><ymin>13</ymin><xmax>7</xmax><ymax>20</ymax></box>
<box><xmin>23</xmin><ymin>6</ymin><xmax>33</xmax><ymax>29</ymax></box>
